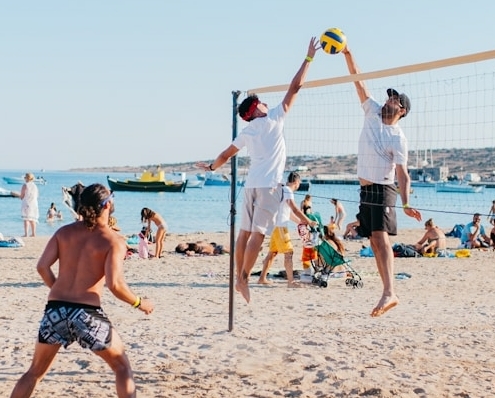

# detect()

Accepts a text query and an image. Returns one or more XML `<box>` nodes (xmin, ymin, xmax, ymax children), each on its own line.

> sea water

<box><xmin>0</xmin><ymin>170</ymin><xmax>492</xmax><ymax>237</ymax></box>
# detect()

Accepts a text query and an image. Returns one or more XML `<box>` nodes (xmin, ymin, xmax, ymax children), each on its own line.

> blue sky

<box><xmin>1</xmin><ymin>0</ymin><xmax>495</xmax><ymax>171</ymax></box>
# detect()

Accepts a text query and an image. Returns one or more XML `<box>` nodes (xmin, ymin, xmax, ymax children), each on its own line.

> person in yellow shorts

<box><xmin>258</xmin><ymin>172</ymin><xmax>317</xmax><ymax>287</ymax></box>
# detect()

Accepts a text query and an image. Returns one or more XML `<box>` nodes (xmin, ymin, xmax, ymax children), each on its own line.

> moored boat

<box><xmin>107</xmin><ymin>171</ymin><xmax>187</xmax><ymax>192</ymax></box>
<box><xmin>204</xmin><ymin>171</ymin><xmax>231</xmax><ymax>186</ymax></box>
<box><xmin>166</xmin><ymin>172</ymin><xmax>204</xmax><ymax>188</ymax></box>
<box><xmin>435</xmin><ymin>181</ymin><xmax>484</xmax><ymax>193</ymax></box>
<box><xmin>3</xmin><ymin>176</ymin><xmax>47</xmax><ymax>185</ymax></box>
<box><xmin>0</xmin><ymin>187</ymin><xmax>18</xmax><ymax>197</ymax></box>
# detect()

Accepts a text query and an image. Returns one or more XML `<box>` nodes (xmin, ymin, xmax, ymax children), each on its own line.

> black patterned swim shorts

<box><xmin>38</xmin><ymin>300</ymin><xmax>112</xmax><ymax>351</ymax></box>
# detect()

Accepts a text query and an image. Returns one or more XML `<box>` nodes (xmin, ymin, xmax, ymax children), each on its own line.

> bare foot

<box><xmin>235</xmin><ymin>279</ymin><xmax>250</xmax><ymax>303</ymax></box>
<box><xmin>257</xmin><ymin>279</ymin><xmax>273</xmax><ymax>285</ymax></box>
<box><xmin>287</xmin><ymin>281</ymin><xmax>302</xmax><ymax>288</ymax></box>
<box><xmin>371</xmin><ymin>295</ymin><xmax>399</xmax><ymax>317</ymax></box>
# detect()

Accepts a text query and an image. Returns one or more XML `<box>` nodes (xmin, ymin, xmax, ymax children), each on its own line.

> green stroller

<box><xmin>311</xmin><ymin>238</ymin><xmax>363</xmax><ymax>289</ymax></box>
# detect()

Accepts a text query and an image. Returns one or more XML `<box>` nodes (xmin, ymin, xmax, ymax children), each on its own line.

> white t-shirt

<box><xmin>275</xmin><ymin>185</ymin><xmax>294</xmax><ymax>228</ymax></box>
<box><xmin>233</xmin><ymin>103</ymin><xmax>286</xmax><ymax>188</ymax></box>
<box><xmin>357</xmin><ymin>98</ymin><xmax>408</xmax><ymax>185</ymax></box>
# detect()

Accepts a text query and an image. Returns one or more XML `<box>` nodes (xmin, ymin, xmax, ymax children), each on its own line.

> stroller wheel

<box><xmin>356</xmin><ymin>280</ymin><xmax>364</xmax><ymax>288</ymax></box>
<box><xmin>319</xmin><ymin>280</ymin><xmax>328</xmax><ymax>288</ymax></box>
<box><xmin>345</xmin><ymin>278</ymin><xmax>352</xmax><ymax>286</ymax></box>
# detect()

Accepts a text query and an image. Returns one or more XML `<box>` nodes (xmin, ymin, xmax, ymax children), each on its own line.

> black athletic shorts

<box><xmin>357</xmin><ymin>184</ymin><xmax>397</xmax><ymax>238</ymax></box>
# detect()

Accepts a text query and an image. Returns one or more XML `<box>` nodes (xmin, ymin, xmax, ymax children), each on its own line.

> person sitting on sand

<box><xmin>257</xmin><ymin>172</ymin><xmax>317</xmax><ymax>287</ymax></box>
<box><xmin>175</xmin><ymin>241</ymin><xmax>229</xmax><ymax>256</ymax></box>
<box><xmin>414</xmin><ymin>218</ymin><xmax>447</xmax><ymax>255</ymax></box>
<box><xmin>343</xmin><ymin>215</ymin><xmax>361</xmax><ymax>240</ymax></box>
<box><xmin>460</xmin><ymin>213</ymin><xmax>491</xmax><ymax>249</ymax></box>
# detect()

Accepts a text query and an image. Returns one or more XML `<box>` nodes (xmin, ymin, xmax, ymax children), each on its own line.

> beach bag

<box><xmin>359</xmin><ymin>246</ymin><xmax>374</xmax><ymax>257</ymax></box>
<box><xmin>393</xmin><ymin>243</ymin><xmax>422</xmax><ymax>258</ymax></box>
<box><xmin>446</xmin><ymin>224</ymin><xmax>464</xmax><ymax>238</ymax></box>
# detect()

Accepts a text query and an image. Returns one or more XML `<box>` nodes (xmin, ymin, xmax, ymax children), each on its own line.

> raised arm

<box><xmin>282</xmin><ymin>36</ymin><xmax>320</xmax><ymax>113</ymax></box>
<box><xmin>341</xmin><ymin>45</ymin><xmax>371</xmax><ymax>105</ymax></box>
<box><xmin>196</xmin><ymin>144</ymin><xmax>239</xmax><ymax>172</ymax></box>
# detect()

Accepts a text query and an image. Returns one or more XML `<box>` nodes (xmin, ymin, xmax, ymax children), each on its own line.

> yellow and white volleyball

<box><xmin>320</xmin><ymin>27</ymin><xmax>347</xmax><ymax>54</ymax></box>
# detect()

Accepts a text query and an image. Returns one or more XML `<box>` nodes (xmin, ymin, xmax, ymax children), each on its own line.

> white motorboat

<box><xmin>3</xmin><ymin>176</ymin><xmax>47</xmax><ymax>185</ymax></box>
<box><xmin>435</xmin><ymin>181</ymin><xmax>485</xmax><ymax>193</ymax></box>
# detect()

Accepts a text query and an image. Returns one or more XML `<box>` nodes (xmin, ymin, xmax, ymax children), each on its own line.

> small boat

<box><xmin>204</xmin><ymin>171</ymin><xmax>231</xmax><ymax>186</ymax></box>
<box><xmin>3</xmin><ymin>176</ymin><xmax>47</xmax><ymax>185</ymax></box>
<box><xmin>166</xmin><ymin>172</ymin><xmax>204</xmax><ymax>189</ymax></box>
<box><xmin>435</xmin><ymin>181</ymin><xmax>485</xmax><ymax>193</ymax></box>
<box><xmin>107</xmin><ymin>171</ymin><xmax>187</xmax><ymax>192</ymax></box>
<box><xmin>297</xmin><ymin>178</ymin><xmax>311</xmax><ymax>192</ymax></box>
<box><xmin>0</xmin><ymin>187</ymin><xmax>18</xmax><ymax>197</ymax></box>
<box><xmin>186</xmin><ymin>179</ymin><xmax>205</xmax><ymax>188</ymax></box>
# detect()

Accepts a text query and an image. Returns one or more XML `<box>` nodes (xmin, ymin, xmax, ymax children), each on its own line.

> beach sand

<box><xmin>1</xmin><ymin>229</ymin><xmax>494</xmax><ymax>397</ymax></box>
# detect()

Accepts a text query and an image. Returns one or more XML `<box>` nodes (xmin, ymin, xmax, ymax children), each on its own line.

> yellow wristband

<box><xmin>132</xmin><ymin>296</ymin><xmax>141</xmax><ymax>308</ymax></box>
<box><xmin>403</xmin><ymin>203</ymin><xmax>410</xmax><ymax>209</ymax></box>
<box><xmin>305</xmin><ymin>55</ymin><xmax>313</xmax><ymax>62</ymax></box>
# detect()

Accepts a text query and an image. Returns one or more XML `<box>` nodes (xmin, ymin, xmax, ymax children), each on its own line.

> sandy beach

<box><xmin>1</xmin><ymin>229</ymin><xmax>495</xmax><ymax>397</ymax></box>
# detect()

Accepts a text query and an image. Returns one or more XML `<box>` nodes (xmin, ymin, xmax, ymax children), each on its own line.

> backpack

<box><xmin>393</xmin><ymin>243</ymin><xmax>422</xmax><ymax>258</ymax></box>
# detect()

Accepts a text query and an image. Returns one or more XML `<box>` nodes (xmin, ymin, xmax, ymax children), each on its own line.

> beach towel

<box><xmin>393</xmin><ymin>243</ymin><xmax>422</xmax><ymax>258</ymax></box>
<box><xmin>0</xmin><ymin>237</ymin><xmax>25</xmax><ymax>248</ymax></box>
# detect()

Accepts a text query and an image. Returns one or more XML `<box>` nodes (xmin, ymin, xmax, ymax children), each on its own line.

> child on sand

<box><xmin>140</xmin><ymin>208</ymin><xmax>167</xmax><ymax>259</ymax></box>
<box><xmin>257</xmin><ymin>172</ymin><xmax>317</xmax><ymax>287</ymax></box>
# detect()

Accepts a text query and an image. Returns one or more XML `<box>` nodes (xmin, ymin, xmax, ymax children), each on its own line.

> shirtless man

<box><xmin>414</xmin><ymin>218</ymin><xmax>447</xmax><ymax>255</ymax></box>
<box><xmin>10</xmin><ymin>183</ymin><xmax>154</xmax><ymax>398</ymax></box>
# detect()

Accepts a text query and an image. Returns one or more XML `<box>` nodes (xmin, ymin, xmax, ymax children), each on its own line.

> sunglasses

<box><xmin>100</xmin><ymin>191</ymin><xmax>114</xmax><ymax>207</ymax></box>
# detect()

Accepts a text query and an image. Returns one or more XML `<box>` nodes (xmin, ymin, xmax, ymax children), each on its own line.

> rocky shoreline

<box><xmin>70</xmin><ymin>147</ymin><xmax>495</xmax><ymax>180</ymax></box>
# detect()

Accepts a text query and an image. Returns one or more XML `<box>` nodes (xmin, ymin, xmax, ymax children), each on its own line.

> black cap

<box><xmin>387</xmin><ymin>88</ymin><xmax>411</xmax><ymax>117</ymax></box>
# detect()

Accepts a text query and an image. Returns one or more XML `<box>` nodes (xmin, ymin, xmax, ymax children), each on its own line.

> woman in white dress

<box><xmin>20</xmin><ymin>172</ymin><xmax>39</xmax><ymax>237</ymax></box>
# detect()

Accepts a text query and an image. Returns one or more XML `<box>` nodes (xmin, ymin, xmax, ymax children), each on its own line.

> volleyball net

<box><xmin>238</xmin><ymin>50</ymin><xmax>495</xmax><ymax>230</ymax></box>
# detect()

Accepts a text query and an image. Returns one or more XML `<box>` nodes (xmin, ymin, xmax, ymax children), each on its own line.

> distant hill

<box><xmin>73</xmin><ymin>147</ymin><xmax>495</xmax><ymax>179</ymax></box>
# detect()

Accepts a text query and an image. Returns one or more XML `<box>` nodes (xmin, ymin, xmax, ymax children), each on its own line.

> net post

<box><xmin>228</xmin><ymin>90</ymin><xmax>241</xmax><ymax>332</ymax></box>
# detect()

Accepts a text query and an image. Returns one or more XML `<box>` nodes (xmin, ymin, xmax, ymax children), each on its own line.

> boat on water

<box><xmin>107</xmin><ymin>170</ymin><xmax>187</xmax><ymax>192</ymax></box>
<box><xmin>435</xmin><ymin>181</ymin><xmax>485</xmax><ymax>193</ymax></box>
<box><xmin>203</xmin><ymin>171</ymin><xmax>231</xmax><ymax>186</ymax></box>
<box><xmin>166</xmin><ymin>172</ymin><xmax>204</xmax><ymax>188</ymax></box>
<box><xmin>0</xmin><ymin>187</ymin><xmax>18</xmax><ymax>197</ymax></box>
<box><xmin>3</xmin><ymin>176</ymin><xmax>47</xmax><ymax>185</ymax></box>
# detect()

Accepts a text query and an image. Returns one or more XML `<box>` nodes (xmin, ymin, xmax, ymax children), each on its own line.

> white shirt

<box><xmin>275</xmin><ymin>185</ymin><xmax>294</xmax><ymax>228</ymax></box>
<box><xmin>357</xmin><ymin>98</ymin><xmax>408</xmax><ymax>185</ymax></box>
<box><xmin>233</xmin><ymin>103</ymin><xmax>286</xmax><ymax>188</ymax></box>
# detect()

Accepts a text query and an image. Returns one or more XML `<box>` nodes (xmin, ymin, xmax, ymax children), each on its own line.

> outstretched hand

<box><xmin>404</xmin><ymin>207</ymin><xmax>422</xmax><ymax>222</ymax></box>
<box><xmin>307</xmin><ymin>36</ymin><xmax>320</xmax><ymax>59</ymax></box>
<box><xmin>195</xmin><ymin>162</ymin><xmax>210</xmax><ymax>172</ymax></box>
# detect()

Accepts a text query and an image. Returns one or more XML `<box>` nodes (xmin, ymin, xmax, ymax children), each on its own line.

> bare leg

<box><xmin>154</xmin><ymin>227</ymin><xmax>166</xmax><ymax>258</ymax></box>
<box><xmin>22</xmin><ymin>220</ymin><xmax>28</xmax><ymax>237</ymax></box>
<box><xmin>10</xmin><ymin>342</ymin><xmax>61</xmax><ymax>398</ymax></box>
<box><xmin>235</xmin><ymin>231</ymin><xmax>265</xmax><ymax>303</ymax></box>
<box><xmin>369</xmin><ymin>231</ymin><xmax>399</xmax><ymax>317</ymax></box>
<box><xmin>283</xmin><ymin>252</ymin><xmax>300</xmax><ymax>287</ymax></box>
<box><xmin>258</xmin><ymin>251</ymin><xmax>276</xmax><ymax>284</ymax></box>
<box><xmin>94</xmin><ymin>329</ymin><xmax>136</xmax><ymax>398</ymax></box>
<box><xmin>30</xmin><ymin>221</ymin><xmax>36</xmax><ymax>237</ymax></box>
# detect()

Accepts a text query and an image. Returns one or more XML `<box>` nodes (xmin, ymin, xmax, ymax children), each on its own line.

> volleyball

<box><xmin>320</xmin><ymin>27</ymin><xmax>347</xmax><ymax>54</ymax></box>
